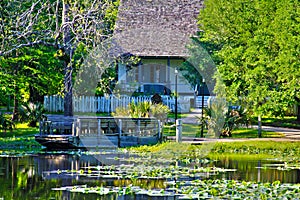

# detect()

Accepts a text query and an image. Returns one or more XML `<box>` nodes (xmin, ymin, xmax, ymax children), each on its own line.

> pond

<box><xmin>0</xmin><ymin>151</ymin><xmax>299</xmax><ymax>199</ymax></box>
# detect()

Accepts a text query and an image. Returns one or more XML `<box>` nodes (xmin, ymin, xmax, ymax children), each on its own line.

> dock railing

<box><xmin>38</xmin><ymin>115</ymin><xmax>162</xmax><ymax>147</ymax></box>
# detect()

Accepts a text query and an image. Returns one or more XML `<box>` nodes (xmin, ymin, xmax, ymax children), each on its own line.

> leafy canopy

<box><xmin>198</xmin><ymin>0</ymin><xmax>300</xmax><ymax>117</ymax></box>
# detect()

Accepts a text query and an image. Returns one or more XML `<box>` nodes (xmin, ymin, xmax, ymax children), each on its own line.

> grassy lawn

<box><xmin>163</xmin><ymin>124</ymin><xmax>284</xmax><ymax>138</ymax></box>
<box><xmin>163</xmin><ymin>123</ymin><xmax>202</xmax><ymax>137</ymax></box>
<box><xmin>167</xmin><ymin>112</ymin><xmax>189</xmax><ymax>119</ymax></box>
<box><xmin>209</xmin><ymin>140</ymin><xmax>300</xmax><ymax>160</ymax></box>
<box><xmin>0</xmin><ymin>123</ymin><xmax>41</xmax><ymax>151</ymax></box>
<box><xmin>231</xmin><ymin>128</ymin><xmax>285</xmax><ymax>138</ymax></box>
<box><xmin>0</xmin><ymin>123</ymin><xmax>38</xmax><ymax>138</ymax></box>
<box><xmin>127</xmin><ymin>140</ymin><xmax>300</xmax><ymax>161</ymax></box>
<box><xmin>259</xmin><ymin>116</ymin><xmax>300</xmax><ymax>129</ymax></box>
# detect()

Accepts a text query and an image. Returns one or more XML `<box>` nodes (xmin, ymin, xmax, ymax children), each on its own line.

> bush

<box><xmin>150</xmin><ymin>103</ymin><xmax>170</xmax><ymax>123</ymax></box>
<box><xmin>222</xmin><ymin>107</ymin><xmax>251</xmax><ymax>137</ymax></box>
<box><xmin>0</xmin><ymin>113</ymin><xmax>14</xmax><ymax>133</ymax></box>
<box><xmin>18</xmin><ymin>102</ymin><xmax>45</xmax><ymax>127</ymax></box>
<box><xmin>129</xmin><ymin>101</ymin><xmax>151</xmax><ymax>118</ymax></box>
<box><xmin>112</xmin><ymin>101</ymin><xmax>170</xmax><ymax>123</ymax></box>
<box><xmin>198</xmin><ymin>98</ymin><xmax>251</xmax><ymax>138</ymax></box>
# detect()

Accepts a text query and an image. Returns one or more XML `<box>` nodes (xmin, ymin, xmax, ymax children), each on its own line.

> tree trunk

<box><xmin>257</xmin><ymin>115</ymin><xmax>262</xmax><ymax>138</ymax></box>
<box><xmin>62</xmin><ymin>0</ymin><xmax>73</xmax><ymax>116</ymax></box>
<box><xmin>12</xmin><ymin>56</ymin><xmax>19</xmax><ymax>121</ymax></box>
<box><xmin>64</xmin><ymin>60</ymin><xmax>73</xmax><ymax>116</ymax></box>
<box><xmin>297</xmin><ymin>105</ymin><xmax>300</xmax><ymax>121</ymax></box>
<box><xmin>11</xmin><ymin>86</ymin><xmax>19</xmax><ymax>121</ymax></box>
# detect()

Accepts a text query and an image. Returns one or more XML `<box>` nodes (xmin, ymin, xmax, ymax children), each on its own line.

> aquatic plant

<box><xmin>52</xmin><ymin>179</ymin><xmax>300</xmax><ymax>199</ymax></box>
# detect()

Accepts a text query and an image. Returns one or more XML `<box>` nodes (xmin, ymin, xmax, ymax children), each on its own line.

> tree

<box><xmin>0</xmin><ymin>0</ymin><xmax>119</xmax><ymax>116</ymax></box>
<box><xmin>198</xmin><ymin>0</ymin><xmax>300</xmax><ymax>135</ymax></box>
<box><xmin>0</xmin><ymin>46</ymin><xmax>64</xmax><ymax>120</ymax></box>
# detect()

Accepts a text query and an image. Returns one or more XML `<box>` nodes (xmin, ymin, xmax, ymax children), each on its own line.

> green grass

<box><xmin>256</xmin><ymin>116</ymin><xmax>300</xmax><ymax>129</ymax></box>
<box><xmin>163</xmin><ymin>124</ymin><xmax>284</xmax><ymax>138</ymax></box>
<box><xmin>167</xmin><ymin>112</ymin><xmax>189</xmax><ymax>119</ymax></box>
<box><xmin>127</xmin><ymin>140</ymin><xmax>300</xmax><ymax>161</ymax></box>
<box><xmin>231</xmin><ymin>128</ymin><xmax>284</xmax><ymax>138</ymax></box>
<box><xmin>0</xmin><ymin>123</ymin><xmax>39</xmax><ymax>138</ymax></box>
<box><xmin>210</xmin><ymin>141</ymin><xmax>300</xmax><ymax>160</ymax></box>
<box><xmin>163</xmin><ymin>123</ymin><xmax>204</xmax><ymax>137</ymax></box>
<box><xmin>0</xmin><ymin>123</ymin><xmax>42</xmax><ymax>151</ymax></box>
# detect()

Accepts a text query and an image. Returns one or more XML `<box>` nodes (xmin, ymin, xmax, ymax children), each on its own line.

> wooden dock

<box><xmin>35</xmin><ymin>115</ymin><xmax>162</xmax><ymax>149</ymax></box>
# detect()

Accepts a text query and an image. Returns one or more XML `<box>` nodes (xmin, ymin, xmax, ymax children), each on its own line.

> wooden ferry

<box><xmin>35</xmin><ymin>115</ymin><xmax>162</xmax><ymax>149</ymax></box>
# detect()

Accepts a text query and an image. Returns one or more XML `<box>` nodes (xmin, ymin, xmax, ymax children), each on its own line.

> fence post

<box><xmin>176</xmin><ymin>119</ymin><xmax>182</xmax><ymax>143</ymax></box>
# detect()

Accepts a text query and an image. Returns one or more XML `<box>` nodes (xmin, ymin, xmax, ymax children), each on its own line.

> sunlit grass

<box><xmin>167</xmin><ymin>112</ymin><xmax>189</xmax><ymax>119</ymax></box>
<box><xmin>231</xmin><ymin>128</ymin><xmax>284</xmax><ymax>138</ymax></box>
<box><xmin>163</xmin><ymin>124</ymin><xmax>284</xmax><ymax>138</ymax></box>
<box><xmin>163</xmin><ymin>123</ymin><xmax>204</xmax><ymax>137</ymax></box>
<box><xmin>126</xmin><ymin>140</ymin><xmax>300</xmax><ymax>162</ymax></box>
<box><xmin>0</xmin><ymin>123</ymin><xmax>38</xmax><ymax>138</ymax></box>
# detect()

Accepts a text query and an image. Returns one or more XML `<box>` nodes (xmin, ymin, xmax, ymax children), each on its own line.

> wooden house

<box><xmin>113</xmin><ymin>0</ymin><xmax>204</xmax><ymax>97</ymax></box>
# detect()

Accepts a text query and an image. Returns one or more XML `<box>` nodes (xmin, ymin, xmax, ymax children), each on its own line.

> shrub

<box><xmin>112</xmin><ymin>101</ymin><xmax>170</xmax><ymax>123</ymax></box>
<box><xmin>129</xmin><ymin>101</ymin><xmax>151</xmax><ymax>118</ymax></box>
<box><xmin>198</xmin><ymin>98</ymin><xmax>251</xmax><ymax>138</ymax></box>
<box><xmin>18</xmin><ymin>102</ymin><xmax>45</xmax><ymax>127</ymax></box>
<box><xmin>150</xmin><ymin>103</ymin><xmax>170</xmax><ymax>123</ymax></box>
<box><xmin>0</xmin><ymin>113</ymin><xmax>14</xmax><ymax>133</ymax></box>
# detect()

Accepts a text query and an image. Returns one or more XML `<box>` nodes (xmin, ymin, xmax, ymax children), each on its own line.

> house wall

<box><xmin>117</xmin><ymin>57</ymin><xmax>195</xmax><ymax>96</ymax></box>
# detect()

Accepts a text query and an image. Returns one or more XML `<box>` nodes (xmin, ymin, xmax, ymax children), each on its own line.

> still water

<box><xmin>0</xmin><ymin>152</ymin><xmax>299</xmax><ymax>199</ymax></box>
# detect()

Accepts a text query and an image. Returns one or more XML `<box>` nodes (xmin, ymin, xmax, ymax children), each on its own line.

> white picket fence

<box><xmin>44</xmin><ymin>95</ymin><xmax>192</xmax><ymax>113</ymax></box>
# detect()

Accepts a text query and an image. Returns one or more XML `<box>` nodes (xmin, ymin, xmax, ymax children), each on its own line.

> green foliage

<box><xmin>210</xmin><ymin>141</ymin><xmax>300</xmax><ymax>159</ymax></box>
<box><xmin>223</xmin><ymin>107</ymin><xmax>251</xmax><ymax>137</ymax></box>
<box><xmin>199</xmin><ymin>98</ymin><xmax>251</xmax><ymax>137</ymax></box>
<box><xmin>150</xmin><ymin>103</ymin><xmax>170</xmax><ymax>123</ymax></box>
<box><xmin>18</xmin><ymin>102</ymin><xmax>45</xmax><ymax>127</ymax></box>
<box><xmin>113</xmin><ymin>101</ymin><xmax>170</xmax><ymax>122</ymax></box>
<box><xmin>104</xmin><ymin>0</ymin><xmax>120</xmax><ymax>33</ymax></box>
<box><xmin>0</xmin><ymin>113</ymin><xmax>14</xmax><ymax>133</ymax></box>
<box><xmin>0</xmin><ymin>47</ymin><xmax>64</xmax><ymax>103</ymax></box>
<box><xmin>1</xmin><ymin>0</ymin><xmax>120</xmax><ymax>116</ymax></box>
<box><xmin>129</xmin><ymin>101</ymin><xmax>151</xmax><ymax>118</ymax></box>
<box><xmin>198</xmin><ymin>0</ymin><xmax>300</xmax><ymax>117</ymax></box>
<box><xmin>198</xmin><ymin>97</ymin><xmax>227</xmax><ymax>138</ymax></box>
<box><xmin>260</xmin><ymin>116</ymin><xmax>300</xmax><ymax>129</ymax></box>
<box><xmin>113</xmin><ymin>107</ymin><xmax>130</xmax><ymax>117</ymax></box>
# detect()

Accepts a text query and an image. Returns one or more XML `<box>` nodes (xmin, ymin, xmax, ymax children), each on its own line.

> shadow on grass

<box><xmin>163</xmin><ymin>124</ymin><xmax>284</xmax><ymax>139</ymax></box>
<box><xmin>0</xmin><ymin>123</ymin><xmax>38</xmax><ymax>138</ymax></box>
<box><xmin>258</xmin><ymin>116</ymin><xmax>300</xmax><ymax>129</ymax></box>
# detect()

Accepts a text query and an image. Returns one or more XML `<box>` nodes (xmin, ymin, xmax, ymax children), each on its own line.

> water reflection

<box><xmin>0</xmin><ymin>153</ymin><xmax>299</xmax><ymax>199</ymax></box>
<box><xmin>214</xmin><ymin>158</ymin><xmax>300</xmax><ymax>183</ymax></box>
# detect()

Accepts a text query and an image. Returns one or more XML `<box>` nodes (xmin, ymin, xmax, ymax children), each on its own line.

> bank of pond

<box><xmin>0</xmin><ymin>141</ymin><xmax>299</xmax><ymax>199</ymax></box>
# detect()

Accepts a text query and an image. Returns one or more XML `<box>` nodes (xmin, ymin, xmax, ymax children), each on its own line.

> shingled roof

<box><xmin>113</xmin><ymin>0</ymin><xmax>203</xmax><ymax>58</ymax></box>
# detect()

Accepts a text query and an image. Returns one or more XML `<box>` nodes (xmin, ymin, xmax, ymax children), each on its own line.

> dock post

<box><xmin>137</xmin><ymin>119</ymin><xmax>141</xmax><ymax>135</ymax></box>
<box><xmin>157</xmin><ymin>120</ymin><xmax>161</xmax><ymax>142</ymax></box>
<box><xmin>176</xmin><ymin>119</ymin><xmax>182</xmax><ymax>143</ymax></box>
<box><xmin>97</xmin><ymin>119</ymin><xmax>101</xmax><ymax>136</ymax></box>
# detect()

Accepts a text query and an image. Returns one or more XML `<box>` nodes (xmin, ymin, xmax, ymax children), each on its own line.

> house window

<box><xmin>126</xmin><ymin>66</ymin><xmax>138</xmax><ymax>83</ymax></box>
<box><xmin>143</xmin><ymin>64</ymin><xmax>166</xmax><ymax>83</ymax></box>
